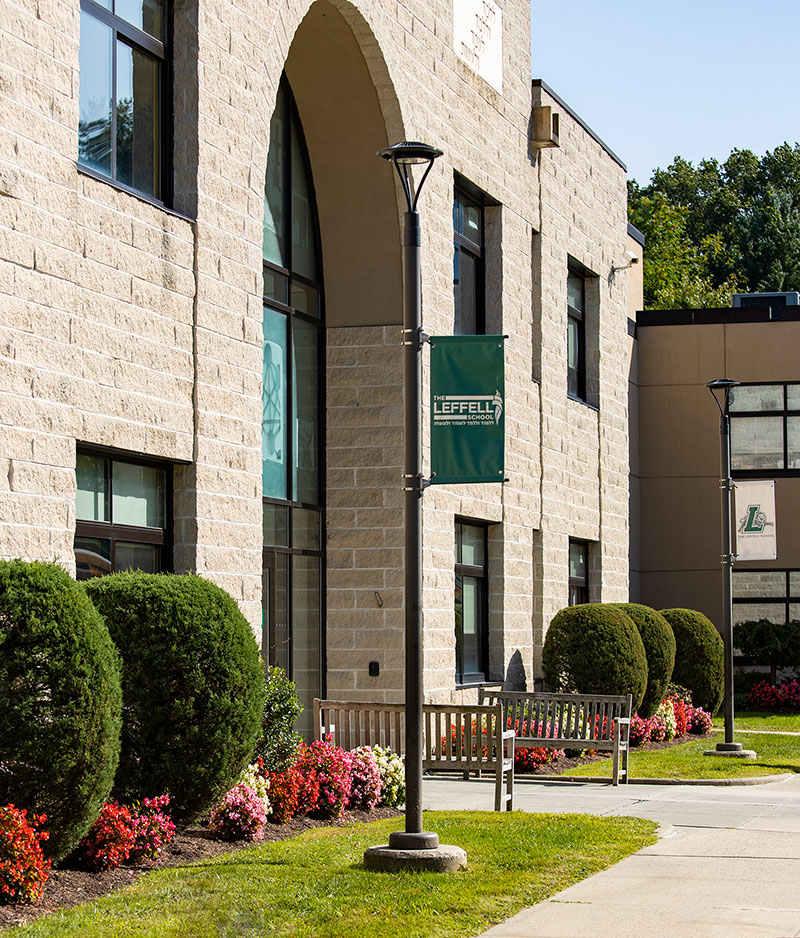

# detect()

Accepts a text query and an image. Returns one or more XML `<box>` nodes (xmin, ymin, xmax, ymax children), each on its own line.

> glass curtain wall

<box><xmin>262</xmin><ymin>77</ymin><xmax>324</xmax><ymax>737</ymax></box>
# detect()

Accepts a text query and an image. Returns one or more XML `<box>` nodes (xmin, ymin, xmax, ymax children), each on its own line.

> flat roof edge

<box><xmin>532</xmin><ymin>79</ymin><xmax>627</xmax><ymax>173</ymax></box>
<box><xmin>636</xmin><ymin>307</ymin><xmax>800</xmax><ymax>326</ymax></box>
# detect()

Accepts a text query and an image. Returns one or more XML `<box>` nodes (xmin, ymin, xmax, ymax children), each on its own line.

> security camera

<box><xmin>625</xmin><ymin>250</ymin><xmax>639</xmax><ymax>265</ymax></box>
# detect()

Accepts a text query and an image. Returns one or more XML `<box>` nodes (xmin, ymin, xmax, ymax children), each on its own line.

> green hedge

<box><xmin>0</xmin><ymin>560</ymin><xmax>122</xmax><ymax>862</ymax></box>
<box><xmin>613</xmin><ymin>604</ymin><xmax>675</xmax><ymax>718</ymax></box>
<box><xmin>84</xmin><ymin>572</ymin><xmax>266</xmax><ymax>821</ymax></box>
<box><xmin>542</xmin><ymin>603</ymin><xmax>648</xmax><ymax>712</ymax></box>
<box><xmin>254</xmin><ymin>666</ymin><xmax>303</xmax><ymax>773</ymax></box>
<box><xmin>660</xmin><ymin>608</ymin><xmax>724</xmax><ymax>715</ymax></box>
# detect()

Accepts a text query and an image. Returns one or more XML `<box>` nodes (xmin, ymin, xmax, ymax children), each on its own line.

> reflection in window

<box><xmin>733</xmin><ymin>569</ymin><xmax>800</xmax><ymax>626</ymax></box>
<box><xmin>78</xmin><ymin>0</ymin><xmax>164</xmax><ymax>199</ymax></box>
<box><xmin>74</xmin><ymin>449</ymin><xmax>169</xmax><ymax>579</ymax></box>
<box><xmin>568</xmin><ymin>540</ymin><xmax>589</xmax><ymax>605</ymax></box>
<box><xmin>729</xmin><ymin>383</ymin><xmax>800</xmax><ymax>471</ymax></box>
<box><xmin>453</xmin><ymin>187</ymin><xmax>484</xmax><ymax>335</ymax></box>
<box><xmin>455</xmin><ymin>521</ymin><xmax>489</xmax><ymax>683</ymax></box>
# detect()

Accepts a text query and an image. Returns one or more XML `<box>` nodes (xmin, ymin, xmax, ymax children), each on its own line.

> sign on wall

<box><xmin>734</xmin><ymin>480</ymin><xmax>777</xmax><ymax>561</ymax></box>
<box><xmin>453</xmin><ymin>0</ymin><xmax>503</xmax><ymax>94</ymax></box>
<box><xmin>430</xmin><ymin>335</ymin><xmax>505</xmax><ymax>485</ymax></box>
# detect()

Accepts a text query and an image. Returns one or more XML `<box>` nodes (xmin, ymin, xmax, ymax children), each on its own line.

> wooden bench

<box><xmin>313</xmin><ymin>699</ymin><xmax>514</xmax><ymax>811</ymax></box>
<box><xmin>478</xmin><ymin>689</ymin><xmax>631</xmax><ymax>785</ymax></box>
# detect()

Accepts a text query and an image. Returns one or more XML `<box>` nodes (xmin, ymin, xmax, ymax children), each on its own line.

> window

<box><xmin>568</xmin><ymin>540</ymin><xmax>588</xmax><ymax>605</ymax></box>
<box><xmin>729</xmin><ymin>383</ymin><xmax>800</xmax><ymax>472</ymax></box>
<box><xmin>733</xmin><ymin>570</ymin><xmax>800</xmax><ymax>625</ymax></box>
<box><xmin>74</xmin><ymin>449</ymin><xmax>169</xmax><ymax>579</ymax></box>
<box><xmin>453</xmin><ymin>188</ymin><xmax>484</xmax><ymax>335</ymax></box>
<box><xmin>567</xmin><ymin>268</ymin><xmax>586</xmax><ymax>400</ymax></box>
<box><xmin>262</xmin><ymin>78</ymin><xmax>325</xmax><ymax>737</ymax></box>
<box><xmin>455</xmin><ymin>521</ymin><xmax>489</xmax><ymax>683</ymax></box>
<box><xmin>78</xmin><ymin>0</ymin><xmax>166</xmax><ymax>199</ymax></box>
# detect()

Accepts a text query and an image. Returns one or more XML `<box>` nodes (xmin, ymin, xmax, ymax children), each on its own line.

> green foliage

<box><xmin>0</xmin><ymin>560</ymin><xmax>122</xmax><ymax>863</ymax></box>
<box><xmin>613</xmin><ymin>604</ymin><xmax>676</xmax><ymax>718</ymax></box>
<box><xmin>84</xmin><ymin>572</ymin><xmax>266</xmax><ymax>822</ymax></box>
<box><xmin>254</xmin><ymin>667</ymin><xmax>302</xmax><ymax>773</ymax></box>
<box><xmin>629</xmin><ymin>143</ymin><xmax>800</xmax><ymax>306</ymax></box>
<box><xmin>542</xmin><ymin>604</ymin><xmax>648</xmax><ymax>712</ymax></box>
<box><xmin>733</xmin><ymin>619</ymin><xmax>800</xmax><ymax>685</ymax></box>
<box><xmin>660</xmin><ymin>608</ymin><xmax>724</xmax><ymax>715</ymax></box>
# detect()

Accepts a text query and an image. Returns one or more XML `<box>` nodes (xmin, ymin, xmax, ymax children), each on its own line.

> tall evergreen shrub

<box><xmin>542</xmin><ymin>603</ymin><xmax>648</xmax><ymax>712</ymax></box>
<box><xmin>614</xmin><ymin>603</ymin><xmax>676</xmax><ymax>717</ymax></box>
<box><xmin>84</xmin><ymin>572</ymin><xmax>266</xmax><ymax>821</ymax></box>
<box><xmin>660</xmin><ymin>608</ymin><xmax>724</xmax><ymax>715</ymax></box>
<box><xmin>0</xmin><ymin>560</ymin><xmax>122</xmax><ymax>862</ymax></box>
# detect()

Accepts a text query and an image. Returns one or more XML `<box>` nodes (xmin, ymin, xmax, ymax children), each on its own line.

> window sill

<box><xmin>567</xmin><ymin>393</ymin><xmax>600</xmax><ymax>413</ymax></box>
<box><xmin>77</xmin><ymin>164</ymin><xmax>195</xmax><ymax>223</ymax></box>
<box><xmin>454</xmin><ymin>679</ymin><xmax>503</xmax><ymax>690</ymax></box>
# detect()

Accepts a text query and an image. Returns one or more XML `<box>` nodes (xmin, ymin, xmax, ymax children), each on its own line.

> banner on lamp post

<box><xmin>734</xmin><ymin>480</ymin><xmax>777</xmax><ymax>561</ymax></box>
<box><xmin>429</xmin><ymin>335</ymin><xmax>505</xmax><ymax>485</ymax></box>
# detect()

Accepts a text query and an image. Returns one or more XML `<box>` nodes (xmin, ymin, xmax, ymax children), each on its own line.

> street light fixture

<box><xmin>706</xmin><ymin>378</ymin><xmax>749</xmax><ymax>756</ymax></box>
<box><xmin>364</xmin><ymin>141</ymin><xmax>466</xmax><ymax>872</ymax></box>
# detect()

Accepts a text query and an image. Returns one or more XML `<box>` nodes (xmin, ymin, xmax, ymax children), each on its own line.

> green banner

<box><xmin>429</xmin><ymin>335</ymin><xmax>505</xmax><ymax>485</ymax></box>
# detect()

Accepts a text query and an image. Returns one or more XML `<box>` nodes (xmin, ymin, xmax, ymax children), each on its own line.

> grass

<box><xmin>715</xmin><ymin>711</ymin><xmax>800</xmax><ymax>733</ymax></box>
<box><xmin>563</xmin><ymin>731</ymin><xmax>800</xmax><ymax>781</ymax></box>
<box><xmin>15</xmin><ymin>812</ymin><xmax>656</xmax><ymax>938</ymax></box>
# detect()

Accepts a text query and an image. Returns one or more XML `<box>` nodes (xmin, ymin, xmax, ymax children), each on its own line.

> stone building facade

<box><xmin>0</xmin><ymin>0</ymin><xmax>637</xmax><ymax>728</ymax></box>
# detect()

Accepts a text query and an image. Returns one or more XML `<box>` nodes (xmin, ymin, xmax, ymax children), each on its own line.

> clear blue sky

<box><xmin>531</xmin><ymin>0</ymin><xmax>800</xmax><ymax>184</ymax></box>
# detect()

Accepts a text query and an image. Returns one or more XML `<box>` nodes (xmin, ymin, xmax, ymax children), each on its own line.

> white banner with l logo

<box><xmin>734</xmin><ymin>480</ymin><xmax>777</xmax><ymax>561</ymax></box>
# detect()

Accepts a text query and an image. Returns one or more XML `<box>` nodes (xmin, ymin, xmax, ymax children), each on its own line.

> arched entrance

<box><xmin>262</xmin><ymin>1</ymin><xmax>406</xmax><ymax>733</ymax></box>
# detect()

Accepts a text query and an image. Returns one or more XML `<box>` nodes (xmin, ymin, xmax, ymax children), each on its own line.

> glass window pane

<box><xmin>79</xmin><ymin>12</ymin><xmax>113</xmax><ymax>176</ymax></box>
<box><xmin>459</xmin><ymin>576</ymin><xmax>481</xmax><ymax>676</ymax></box>
<box><xmin>567</xmin><ymin>270</ymin><xmax>584</xmax><ymax>312</ymax></box>
<box><xmin>455</xmin><ymin>248</ymin><xmax>477</xmax><ymax>335</ymax></box>
<box><xmin>290</xmin><ymin>280</ymin><xmax>320</xmax><ymax>317</ymax></box>
<box><xmin>262</xmin><ymin>503</ymin><xmax>289</xmax><ymax>547</ymax></box>
<box><xmin>264</xmin><ymin>268</ymin><xmax>288</xmax><ymax>305</ymax></box>
<box><xmin>791</xmin><ymin>603</ymin><xmax>800</xmax><ymax>622</ymax></box>
<box><xmin>263</xmin><ymin>86</ymin><xmax>286</xmax><ymax>267</ymax></box>
<box><xmin>729</xmin><ymin>385</ymin><xmax>783</xmax><ymax>413</ymax></box>
<box><xmin>732</xmin><ymin>571</ymin><xmax>785</xmax><ymax>598</ymax></box>
<box><xmin>292</xmin><ymin>507</ymin><xmax>320</xmax><ymax>551</ymax></box>
<box><xmin>787</xmin><ymin>417</ymin><xmax>800</xmax><ymax>469</ymax></box>
<box><xmin>569</xmin><ymin>542</ymin><xmax>587</xmax><ymax>581</ymax></box>
<box><xmin>787</xmin><ymin>385</ymin><xmax>800</xmax><ymax>410</ymax></box>
<box><xmin>112</xmin><ymin>461</ymin><xmax>165</xmax><ymax>527</ymax></box>
<box><xmin>74</xmin><ymin>536</ymin><xmax>111</xmax><ymax>580</ymax></box>
<box><xmin>114</xmin><ymin>0</ymin><xmax>164</xmax><ymax>39</ymax></box>
<box><xmin>730</xmin><ymin>416</ymin><xmax>784</xmax><ymax>470</ymax></box>
<box><xmin>274</xmin><ymin>554</ymin><xmax>289</xmax><ymax>674</ymax></box>
<box><xmin>567</xmin><ymin>315</ymin><xmax>581</xmax><ymax>370</ymax></box>
<box><xmin>460</xmin><ymin>524</ymin><xmax>485</xmax><ymax>567</ymax></box>
<box><xmin>733</xmin><ymin>602</ymin><xmax>786</xmax><ymax>625</ymax></box>
<box><xmin>790</xmin><ymin>572</ymin><xmax>800</xmax><ymax>597</ymax></box>
<box><xmin>114</xmin><ymin>541</ymin><xmax>160</xmax><ymax>573</ymax></box>
<box><xmin>262</xmin><ymin>307</ymin><xmax>288</xmax><ymax>499</ymax></box>
<box><xmin>290</xmin><ymin>121</ymin><xmax>316</xmax><ymax>280</ymax></box>
<box><xmin>291</xmin><ymin>554</ymin><xmax>321</xmax><ymax>738</ymax></box>
<box><xmin>76</xmin><ymin>453</ymin><xmax>109</xmax><ymax>522</ymax></box>
<box><xmin>463</xmin><ymin>203</ymin><xmax>482</xmax><ymax>246</ymax></box>
<box><xmin>292</xmin><ymin>318</ymin><xmax>319</xmax><ymax>504</ymax></box>
<box><xmin>116</xmin><ymin>41</ymin><xmax>159</xmax><ymax>198</ymax></box>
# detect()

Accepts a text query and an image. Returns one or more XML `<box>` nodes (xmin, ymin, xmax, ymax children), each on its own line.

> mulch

<box><xmin>0</xmin><ymin>806</ymin><xmax>402</xmax><ymax>931</ymax></box>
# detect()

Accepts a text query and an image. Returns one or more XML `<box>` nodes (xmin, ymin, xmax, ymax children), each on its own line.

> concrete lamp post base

<box><xmin>363</xmin><ymin>831</ymin><xmax>468</xmax><ymax>873</ymax></box>
<box><xmin>704</xmin><ymin>742</ymin><xmax>757</xmax><ymax>759</ymax></box>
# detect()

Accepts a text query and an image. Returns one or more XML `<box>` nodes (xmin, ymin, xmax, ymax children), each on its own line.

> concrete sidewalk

<box><xmin>422</xmin><ymin>773</ymin><xmax>800</xmax><ymax>938</ymax></box>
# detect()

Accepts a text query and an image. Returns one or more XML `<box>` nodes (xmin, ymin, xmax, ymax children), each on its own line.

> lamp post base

<box><xmin>703</xmin><ymin>742</ymin><xmax>757</xmax><ymax>759</ymax></box>
<box><xmin>363</xmin><ymin>840</ymin><xmax>467</xmax><ymax>873</ymax></box>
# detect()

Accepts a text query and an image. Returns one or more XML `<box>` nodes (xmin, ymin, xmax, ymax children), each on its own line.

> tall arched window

<box><xmin>262</xmin><ymin>77</ymin><xmax>324</xmax><ymax>735</ymax></box>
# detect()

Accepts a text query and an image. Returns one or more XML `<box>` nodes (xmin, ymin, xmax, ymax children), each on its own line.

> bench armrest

<box><xmin>501</xmin><ymin>728</ymin><xmax>515</xmax><ymax>740</ymax></box>
<box><xmin>616</xmin><ymin>716</ymin><xmax>631</xmax><ymax>725</ymax></box>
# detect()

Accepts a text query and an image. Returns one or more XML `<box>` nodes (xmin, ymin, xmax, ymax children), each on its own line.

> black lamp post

<box><xmin>378</xmin><ymin>141</ymin><xmax>441</xmax><ymax>849</ymax></box>
<box><xmin>706</xmin><ymin>378</ymin><xmax>744</xmax><ymax>754</ymax></box>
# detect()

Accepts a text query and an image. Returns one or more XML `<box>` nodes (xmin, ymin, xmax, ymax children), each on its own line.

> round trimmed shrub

<box><xmin>542</xmin><ymin>603</ymin><xmax>648</xmax><ymax>712</ymax></box>
<box><xmin>660</xmin><ymin>608</ymin><xmax>724</xmax><ymax>715</ymax></box>
<box><xmin>613</xmin><ymin>604</ymin><xmax>676</xmax><ymax>718</ymax></box>
<box><xmin>84</xmin><ymin>572</ymin><xmax>266</xmax><ymax>822</ymax></box>
<box><xmin>0</xmin><ymin>560</ymin><xmax>122</xmax><ymax>863</ymax></box>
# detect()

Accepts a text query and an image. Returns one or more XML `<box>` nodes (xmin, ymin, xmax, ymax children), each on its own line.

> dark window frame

<box><xmin>567</xmin><ymin>266</ymin><xmax>586</xmax><ymax>402</ymax></box>
<box><xmin>568</xmin><ymin>539</ymin><xmax>589</xmax><ymax>606</ymax></box>
<box><xmin>261</xmin><ymin>77</ymin><xmax>326</xmax><ymax>694</ymax></box>
<box><xmin>78</xmin><ymin>0</ymin><xmax>170</xmax><ymax>204</ymax></box>
<box><xmin>74</xmin><ymin>445</ymin><xmax>172</xmax><ymax>579</ymax></box>
<box><xmin>453</xmin><ymin>186</ymin><xmax>485</xmax><ymax>336</ymax></box>
<box><xmin>729</xmin><ymin>381</ymin><xmax>800</xmax><ymax>476</ymax></box>
<box><xmin>454</xmin><ymin>519</ymin><xmax>490</xmax><ymax>685</ymax></box>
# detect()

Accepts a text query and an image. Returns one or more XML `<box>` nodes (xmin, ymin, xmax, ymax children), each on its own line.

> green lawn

<box><xmin>16</xmin><ymin>813</ymin><xmax>656</xmax><ymax>938</ymax></box>
<box><xmin>564</xmin><ymin>732</ymin><xmax>800</xmax><ymax>781</ymax></box>
<box><xmin>715</xmin><ymin>712</ymin><xmax>800</xmax><ymax>733</ymax></box>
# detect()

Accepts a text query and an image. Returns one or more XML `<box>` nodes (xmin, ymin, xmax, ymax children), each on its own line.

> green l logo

<box><xmin>743</xmin><ymin>505</ymin><xmax>765</xmax><ymax>533</ymax></box>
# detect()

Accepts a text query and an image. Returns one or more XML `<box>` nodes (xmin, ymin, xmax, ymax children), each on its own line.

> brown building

<box><xmin>632</xmin><ymin>299</ymin><xmax>800</xmax><ymax>634</ymax></box>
